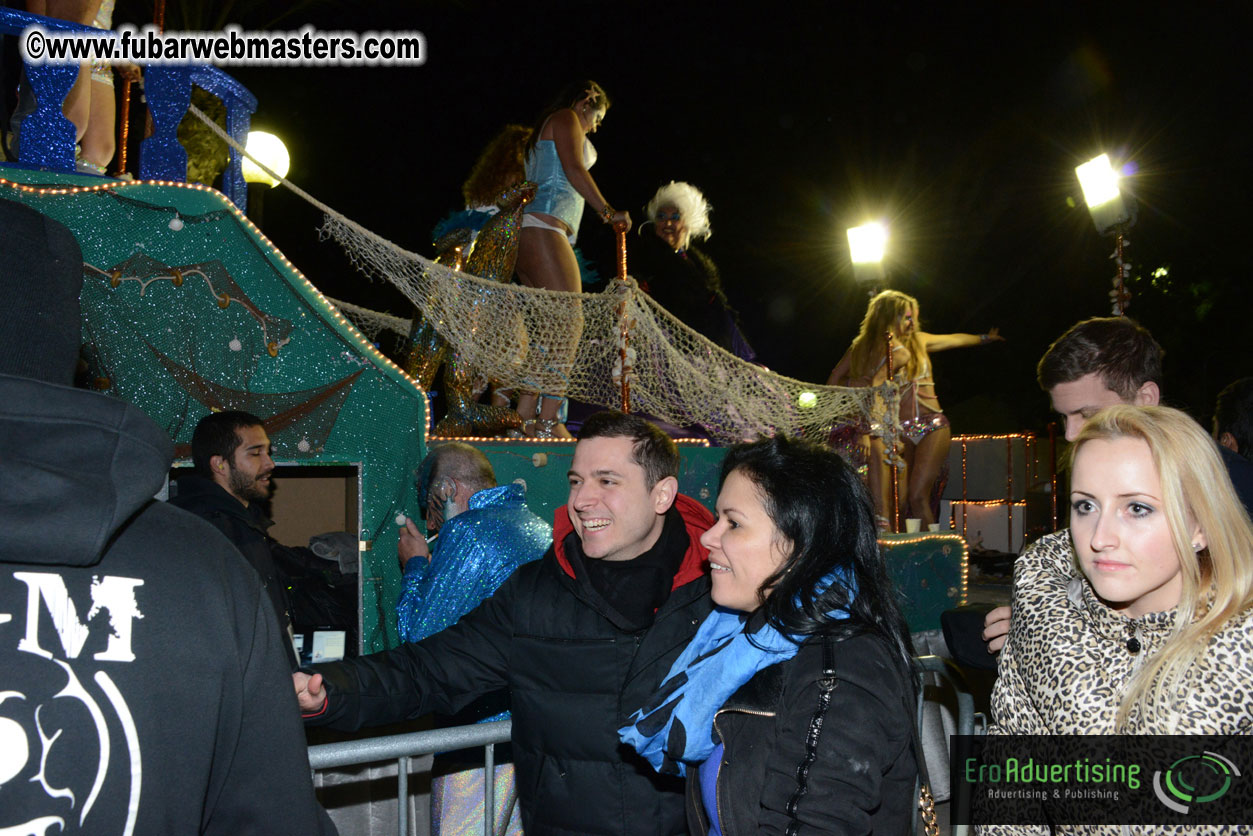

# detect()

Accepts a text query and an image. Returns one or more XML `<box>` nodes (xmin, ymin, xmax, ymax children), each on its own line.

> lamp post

<box><xmin>1075</xmin><ymin>153</ymin><xmax>1136</xmax><ymax>315</ymax></box>
<box><xmin>242</xmin><ymin>130</ymin><xmax>290</xmax><ymax>230</ymax></box>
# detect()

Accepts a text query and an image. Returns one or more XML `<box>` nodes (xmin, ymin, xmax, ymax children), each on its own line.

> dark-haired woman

<box><xmin>514</xmin><ymin>80</ymin><xmax>631</xmax><ymax>438</ymax></box>
<box><xmin>621</xmin><ymin>436</ymin><xmax>918</xmax><ymax>835</ymax></box>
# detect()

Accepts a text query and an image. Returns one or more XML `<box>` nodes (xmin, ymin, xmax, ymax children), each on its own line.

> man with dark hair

<box><xmin>982</xmin><ymin>317</ymin><xmax>1250</xmax><ymax>653</ymax></box>
<box><xmin>1215</xmin><ymin>377</ymin><xmax>1253</xmax><ymax>459</ymax></box>
<box><xmin>1036</xmin><ymin>316</ymin><xmax>1163</xmax><ymax>441</ymax></box>
<box><xmin>171</xmin><ymin>410</ymin><xmax>294</xmax><ymax>657</ymax></box>
<box><xmin>295</xmin><ymin>411</ymin><xmax>714</xmax><ymax>836</ymax></box>
<box><xmin>1213</xmin><ymin>377</ymin><xmax>1253</xmax><ymax>513</ymax></box>
<box><xmin>0</xmin><ymin>198</ymin><xmax>334</xmax><ymax>834</ymax></box>
<box><xmin>396</xmin><ymin>442</ymin><xmax>550</xmax><ymax>836</ymax></box>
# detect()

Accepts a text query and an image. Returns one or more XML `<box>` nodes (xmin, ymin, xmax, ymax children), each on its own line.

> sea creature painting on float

<box><xmin>1</xmin><ymin>170</ymin><xmax>426</xmax><ymax>653</ymax></box>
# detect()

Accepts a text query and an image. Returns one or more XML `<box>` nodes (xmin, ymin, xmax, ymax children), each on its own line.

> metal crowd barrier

<box><xmin>308</xmin><ymin>719</ymin><xmax>511</xmax><ymax>836</ymax></box>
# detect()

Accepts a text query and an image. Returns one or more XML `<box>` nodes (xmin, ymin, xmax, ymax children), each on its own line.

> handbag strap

<box><xmin>909</xmin><ymin>665</ymin><xmax>940</xmax><ymax>836</ymax></box>
<box><xmin>783</xmin><ymin>635</ymin><xmax>838</xmax><ymax>836</ymax></box>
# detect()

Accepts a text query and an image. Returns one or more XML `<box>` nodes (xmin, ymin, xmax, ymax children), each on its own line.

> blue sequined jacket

<box><xmin>398</xmin><ymin>482</ymin><xmax>550</xmax><ymax>645</ymax></box>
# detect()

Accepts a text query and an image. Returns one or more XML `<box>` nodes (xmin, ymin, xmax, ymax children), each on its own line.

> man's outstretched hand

<box><xmin>293</xmin><ymin>671</ymin><xmax>326</xmax><ymax>714</ymax></box>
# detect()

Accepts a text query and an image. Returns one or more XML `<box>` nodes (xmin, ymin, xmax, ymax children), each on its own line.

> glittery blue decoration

<box><xmin>0</xmin><ymin>8</ymin><xmax>87</xmax><ymax>171</ymax></box>
<box><xmin>0</xmin><ymin>8</ymin><xmax>256</xmax><ymax>209</ymax></box>
<box><xmin>140</xmin><ymin>65</ymin><xmax>194</xmax><ymax>183</ymax></box>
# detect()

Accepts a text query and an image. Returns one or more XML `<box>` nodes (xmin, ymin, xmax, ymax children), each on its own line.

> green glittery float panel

<box><xmin>1</xmin><ymin>170</ymin><xmax>426</xmax><ymax>654</ymax></box>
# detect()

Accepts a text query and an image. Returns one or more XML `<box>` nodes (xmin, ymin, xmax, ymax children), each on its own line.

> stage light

<box><xmin>797</xmin><ymin>391</ymin><xmax>817</xmax><ymax>409</ymax></box>
<box><xmin>242</xmin><ymin>131</ymin><xmax>290</xmax><ymax>187</ymax></box>
<box><xmin>847</xmin><ymin>222</ymin><xmax>887</xmax><ymax>283</ymax></box>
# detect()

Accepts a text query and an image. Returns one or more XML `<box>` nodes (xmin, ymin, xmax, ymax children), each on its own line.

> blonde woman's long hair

<box><xmin>848</xmin><ymin>290</ymin><xmax>926</xmax><ymax>383</ymax></box>
<box><xmin>1070</xmin><ymin>405</ymin><xmax>1253</xmax><ymax>730</ymax></box>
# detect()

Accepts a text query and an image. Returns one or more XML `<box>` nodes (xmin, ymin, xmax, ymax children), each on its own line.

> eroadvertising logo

<box><xmin>1152</xmin><ymin>751</ymin><xmax>1240</xmax><ymax>814</ymax></box>
<box><xmin>952</xmin><ymin>735</ymin><xmax>1253</xmax><ymax>826</ymax></box>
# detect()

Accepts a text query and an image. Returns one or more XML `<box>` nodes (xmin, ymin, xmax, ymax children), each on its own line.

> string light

<box><xmin>428</xmin><ymin>434</ymin><xmax>712</xmax><ymax>447</ymax></box>
<box><xmin>877</xmin><ymin>532</ymin><xmax>969</xmax><ymax>607</ymax></box>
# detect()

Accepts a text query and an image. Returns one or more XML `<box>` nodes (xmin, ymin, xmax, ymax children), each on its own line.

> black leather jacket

<box><xmin>687</xmin><ymin>631</ymin><xmax>918</xmax><ymax>835</ymax></box>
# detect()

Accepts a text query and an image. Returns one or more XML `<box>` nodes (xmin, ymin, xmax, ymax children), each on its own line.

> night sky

<box><xmin>219</xmin><ymin>1</ymin><xmax>1252</xmax><ymax>436</ymax></box>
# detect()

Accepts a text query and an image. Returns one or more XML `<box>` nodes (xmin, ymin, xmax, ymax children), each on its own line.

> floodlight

<box><xmin>847</xmin><ymin>222</ymin><xmax>887</xmax><ymax>263</ymax></box>
<box><xmin>1075</xmin><ymin>154</ymin><xmax>1131</xmax><ymax>234</ymax></box>
<box><xmin>847</xmin><ymin>222</ymin><xmax>887</xmax><ymax>283</ymax></box>
<box><xmin>1075</xmin><ymin>154</ymin><xmax>1120</xmax><ymax>207</ymax></box>
<box><xmin>242</xmin><ymin>131</ymin><xmax>290</xmax><ymax>188</ymax></box>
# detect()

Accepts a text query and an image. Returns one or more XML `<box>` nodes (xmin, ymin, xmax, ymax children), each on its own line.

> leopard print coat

<box><xmin>979</xmin><ymin>530</ymin><xmax>1253</xmax><ymax>835</ymax></box>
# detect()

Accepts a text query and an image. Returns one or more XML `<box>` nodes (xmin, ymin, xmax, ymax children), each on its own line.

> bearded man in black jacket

<box><xmin>295</xmin><ymin>411</ymin><xmax>714</xmax><ymax>836</ymax></box>
<box><xmin>171</xmin><ymin>411</ymin><xmax>357</xmax><ymax>668</ymax></box>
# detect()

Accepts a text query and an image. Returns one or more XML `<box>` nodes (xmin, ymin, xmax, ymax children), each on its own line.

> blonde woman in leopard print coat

<box><xmin>983</xmin><ymin>406</ymin><xmax>1253</xmax><ymax>835</ymax></box>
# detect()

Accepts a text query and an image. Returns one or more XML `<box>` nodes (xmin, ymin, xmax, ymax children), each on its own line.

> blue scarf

<box><xmin>619</xmin><ymin>569</ymin><xmax>854</xmax><ymax>776</ymax></box>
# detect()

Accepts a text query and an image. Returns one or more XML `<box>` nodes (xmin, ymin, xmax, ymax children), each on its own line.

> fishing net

<box><xmin>191</xmin><ymin>103</ymin><xmax>902</xmax><ymax>448</ymax></box>
<box><xmin>321</xmin><ymin>213</ymin><xmax>899</xmax><ymax>447</ymax></box>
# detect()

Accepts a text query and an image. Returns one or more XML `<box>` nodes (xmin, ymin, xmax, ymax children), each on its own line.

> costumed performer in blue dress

<box><xmin>514</xmin><ymin>80</ymin><xmax>632</xmax><ymax>438</ymax></box>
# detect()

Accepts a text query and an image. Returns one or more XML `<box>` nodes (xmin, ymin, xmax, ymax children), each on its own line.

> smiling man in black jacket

<box><xmin>295</xmin><ymin>411</ymin><xmax>713</xmax><ymax>836</ymax></box>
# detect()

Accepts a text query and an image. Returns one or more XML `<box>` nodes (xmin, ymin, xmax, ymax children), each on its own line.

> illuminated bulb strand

<box><xmin>877</xmin><ymin>533</ymin><xmax>969</xmax><ymax>606</ymax></box>
<box><xmin>428</xmin><ymin>434</ymin><xmax>711</xmax><ymax>447</ymax></box>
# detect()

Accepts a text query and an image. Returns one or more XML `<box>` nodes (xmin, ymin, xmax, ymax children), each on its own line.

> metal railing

<box><xmin>308</xmin><ymin>719</ymin><xmax>511</xmax><ymax>836</ymax></box>
<box><xmin>311</xmin><ymin>659</ymin><xmax>981</xmax><ymax>836</ymax></box>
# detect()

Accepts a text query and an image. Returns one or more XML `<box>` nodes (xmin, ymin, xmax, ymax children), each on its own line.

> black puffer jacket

<box><xmin>308</xmin><ymin>495</ymin><xmax>714</xmax><ymax>836</ymax></box>
<box><xmin>688</xmin><ymin>631</ymin><xmax>918</xmax><ymax>836</ymax></box>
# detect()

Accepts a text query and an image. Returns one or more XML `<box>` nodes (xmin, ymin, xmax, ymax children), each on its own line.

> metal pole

<box><xmin>616</xmin><ymin>225</ymin><xmax>631</xmax><ymax>413</ymax></box>
<box><xmin>1111</xmin><ymin>231</ymin><xmax>1131</xmax><ymax>315</ymax></box>
<box><xmin>1006</xmin><ymin>436</ymin><xmax>1014</xmax><ymax>552</ymax></box>
<box><xmin>1048</xmin><ymin>422</ymin><xmax>1058</xmax><ymax>531</ymax></box>
<box><xmin>116</xmin><ymin>80</ymin><xmax>132</xmax><ymax>175</ymax></box>
<box><xmin>961</xmin><ymin>439</ymin><xmax>969</xmax><ymax>541</ymax></box>
<box><xmin>885</xmin><ymin>331</ymin><xmax>899</xmax><ymax>532</ymax></box>
<box><xmin>483</xmin><ymin>743</ymin><xmax>496</xmax><ymax>835</ymax></box>
<box><xmin>397</xmin><ymin>756</ymin><xmax>409</xmax><ymax>836</ymax></box>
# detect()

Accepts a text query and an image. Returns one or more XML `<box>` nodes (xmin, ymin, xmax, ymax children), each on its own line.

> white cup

<box><xmin>905</xmin><ymin>518</ymin><xmax>922</xmax><ymax>533</ymax></box>
<box><xmin>927</xmin><ymin>523</ymin><xmax>940</xmax><ymax>532</ymax></box>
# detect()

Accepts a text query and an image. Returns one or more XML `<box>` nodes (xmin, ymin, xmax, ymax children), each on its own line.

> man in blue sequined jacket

<box><xmin>396</xmin><ymin>442</ymin><xmax>550</xmax><ymax>836</ymax></box>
